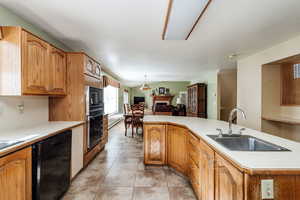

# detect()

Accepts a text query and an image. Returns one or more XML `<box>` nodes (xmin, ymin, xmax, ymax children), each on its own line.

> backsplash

<box><xmin>0</xmin><ymin>96</ymin><xmax>48</xmax><ymax>132</ymax></box>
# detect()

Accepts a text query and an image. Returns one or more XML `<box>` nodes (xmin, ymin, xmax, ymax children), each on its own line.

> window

<box><xmin>294</xmin><ymin>64</ymin><xmax>300</xmax><ymax>79</ymax></box>
<box><xmin>123</xmin><ymin>91</ymin><xmax>129</xmax><ymax>104</ymax></box>
<box><xmin>104</xmin><ymin>85</ymin><xmax>118</xmax><ymax>115</ymax></box>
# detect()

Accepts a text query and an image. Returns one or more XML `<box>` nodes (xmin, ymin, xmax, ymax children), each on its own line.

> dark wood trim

<box><xmin>185</xmin><ymin>0</ymin><xmax>212</xmax><ymax>40</ymax></box>
<box><xmin>162</xmin><ymin>0</ymin><xmax>173</xmax><ymax>40</ymax></box>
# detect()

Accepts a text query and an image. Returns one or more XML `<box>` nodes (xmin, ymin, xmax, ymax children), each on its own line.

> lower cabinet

<box><xmin>0</xmin><ymin>147</ymin><xmax>32</xmax><ymax>200</ymax></box>
<box><xmin>215</xmin><ymin>153</ymin><xmax>244</xmax><ymax>200</ymax></box>
<box><xmin>199</xmin><ymin>140</ymin><xmax>214</xmax><ymax>200</ymax></box>
<box><xmin>188</xmin><ymin>133</ymin><xmax>214</xmax><ymax>200</ymax></box>
<box><xmin>167</xmin><ymin>125</ymin><xmax>188</xmax><ymax>174</ymax></box>
<box><xmin>144</xmin><ymin>125</ymin><xmax>166</xmax><ymax>165</ymax></box>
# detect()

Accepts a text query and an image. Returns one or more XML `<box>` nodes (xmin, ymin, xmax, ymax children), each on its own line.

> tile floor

<box><xmin>62</xmin><ymin>121</ymin><xmax>197</xmax><ymax>200</ymax></box>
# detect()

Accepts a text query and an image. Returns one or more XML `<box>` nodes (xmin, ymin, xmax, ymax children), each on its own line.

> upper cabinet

<box><xmin>22</xmin><ymin>31</ymin><xmax>50</xmax><ymax>94</ymax></box>
<box><xmin>48</xmin><ymin>46</ymin><xmax>67</xmax><ymax>95</ymax></box>
<box><xmin>0</xmin><ymin>26</ymin><xmax>67</xmax><ymax>96</ymax></box>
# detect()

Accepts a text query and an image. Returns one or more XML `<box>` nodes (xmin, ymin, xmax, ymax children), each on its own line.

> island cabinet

<box><xmin>215</xmin><ymin>153</ymin><xmax>243</xmax><ymax>200</ymax></box>
<box><xmin>188</xmin><ymin>132</ymin><xmax>214</xmax><ymax>200</ymax></box>
<box><xmin>144</xmin><ymin>124</ymin><xmax>166</xmax><ymax>165</ymax></box>
<box><xmin>0</xmin><ymin>26</ymin><xmax>67</xmax><ymax>96</ymax></box>
<box><xmin>167</xmin><ymin>125</ymin><xmax>188</xmax><ymax>175</ymax></box>
<box><xmin>0</xmin><ymin>147</ymin><xmax>32</xmax><ymax>200</ymax></box>
<box><xmin>144</xmin><ymin>123</ymin><xmax>300</xmax><ymax>200</ymax></box>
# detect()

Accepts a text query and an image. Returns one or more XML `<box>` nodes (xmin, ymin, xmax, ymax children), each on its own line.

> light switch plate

<box><xmin>261</xmin><ymin>179</ymin><xmax>274</xmax><ymax>199</ymax></box>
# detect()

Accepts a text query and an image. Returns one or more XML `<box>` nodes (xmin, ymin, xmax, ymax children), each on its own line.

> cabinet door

<box><xmin>0</xmin><ymin>147</ymin><xmax>32</xmax><ymax>200</ymax></box>
<box><xmin>144</xmin><ymin>125</ymin><xmax>166</xmax><ymax>165</ymax></box>
<box><xmin>167</xmin><ymin>125</ymin><xmax>188</xmax><ymax>174</ymax></box>
<box><xmin>22</xmin><ymin>31</ymin><xmax>49</xmax><ymax>94</ymax></box>
<box><xmin>215</xmin><ymin>154</ymin><xmax>243</xmax><ymax>200</ymax></box>
<box><xmin>199</xmin><ymin>140</ymin><xmax>214</xmax><ymax>200</ymax></box>
<box><xmin>49</xmin><ymin>46</ymin><xmax>67</xmax><ymax>95</ymax></box>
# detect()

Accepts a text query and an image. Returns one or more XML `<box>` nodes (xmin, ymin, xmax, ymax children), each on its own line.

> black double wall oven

<box><xmin>85</xmin><ymin>86</ymin><xmax>104</xmax><ymax>151</ymax></box>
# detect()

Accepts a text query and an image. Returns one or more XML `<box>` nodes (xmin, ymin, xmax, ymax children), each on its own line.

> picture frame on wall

<box><xmin>158</xmin><ymin>87</ymin><xmax>165</xmax><ymax>95</ymax></box>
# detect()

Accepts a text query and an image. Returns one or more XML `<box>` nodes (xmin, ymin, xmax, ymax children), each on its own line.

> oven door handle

<box><xmin>88</xmin><ymin>114</ymin><xmax>103</xmax><ymax>119</ymax></box>
<box><xmin>86</xmin><ymin>116</ymin><xmax>90</xmax><ymax>149</ymax></box>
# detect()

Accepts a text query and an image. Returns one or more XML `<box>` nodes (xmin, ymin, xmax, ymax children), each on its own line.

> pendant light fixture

<box><xmin>140</xmin><ymin>74</ymin><xmax>151</xmax><ymax>91</ymax></box>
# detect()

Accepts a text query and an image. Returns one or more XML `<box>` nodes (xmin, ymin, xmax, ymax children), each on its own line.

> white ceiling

<box><xmin>1</xmin><ymin>0</ymin><xmax>300</xmax><ymax>86</ymax></box>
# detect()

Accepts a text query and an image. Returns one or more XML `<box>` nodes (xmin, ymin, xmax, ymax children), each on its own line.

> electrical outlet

<box><xmin>261</xmin><ymin>179</ymin><xmax>274</xmax><ymax>199</ymax></box>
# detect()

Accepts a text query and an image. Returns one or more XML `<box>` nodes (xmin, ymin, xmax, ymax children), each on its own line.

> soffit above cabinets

<box><xmin>162</xmin><ymin>0</ymin><xmax>212</xmax><ymax>40</ymax></box>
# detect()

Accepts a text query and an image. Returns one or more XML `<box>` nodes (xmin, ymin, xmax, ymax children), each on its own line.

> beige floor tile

<box><xmin>95</xmin><ymin>187</ymin><xmax>133</xmax><ymax>200</ymax></box>
<box><xmin>168</xmin><ymin>187</ymin><xmax>197</xmax><ymax>200</ymax></box>
<box><xmin>135</xmin><ymin>169</ymin><xmax>167</xmax><ymax>187</ymax></box>
<box><xmin>62</xmin><ymin>187</ymin><xmax>98</xmax><ymax>200</ymax></box>
<box><xmin>133</xmin><ymin>187</ymin><xmax>170</xmax><ymax>200</ymax></box>
<box><xmin>103</xmin><ymin>170</ymin><xmax>136</xmax><ymax>187</ymax></box>
<box><xmin>165</xmin><ymin>170</ymin><xmax>189</xmax><ymax>187</ymax></box>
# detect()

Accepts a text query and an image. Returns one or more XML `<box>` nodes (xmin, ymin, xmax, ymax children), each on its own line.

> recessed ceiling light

<box><xmin>162</xmin><ymin>0</ymin><xmax>212</xmax><ymax>40</ymax></box>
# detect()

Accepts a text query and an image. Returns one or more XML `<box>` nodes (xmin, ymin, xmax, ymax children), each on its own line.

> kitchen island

<box><xmin>143</xmin><ymin>115</ymin><xmax>300</xmax><ymax>200</ymax></box>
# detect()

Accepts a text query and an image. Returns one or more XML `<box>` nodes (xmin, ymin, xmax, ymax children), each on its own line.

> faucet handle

<box><xmin>239</xmin><ymin>128</ymin><xmax>246</xmax><ymax>135</ymax></box>
<box><xmin>216</xmin><ymin>128</ymin><xmax>223</xmax><ymax>137</ymax></box>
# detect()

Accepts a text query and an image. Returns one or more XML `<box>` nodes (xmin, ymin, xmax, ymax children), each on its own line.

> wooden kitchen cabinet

<box><xmin>0</xmin><ymin>26</ymin><xmax>67</xmax><ymax>96</ymax></box>
<box><xmin>215</xmin><ymin>153</ymin><xmax>243</xmax><ymax>200</ymax></box>
<box><xmin>22</xmin><ymin>30</ymin><xmax>49</xmax><ymax>95</ymax></box>
<box><xmin>167</xmin><ymin>125</ymin><xmax>188</xmax><ymax>174</ymax></box>
<box><xmin>0</xmin><ymin>147</ymin><xmax>32</xmax><ymax>200</ymax></box>
<box><xmin>48</xmin><ymin>46</ymin><xmax>67</xmax><ymax>95</ymax></box>
<box><xmin>102</xmin><ymin>114</ymin><xmax>109</xmax><ymax>144</ymax></box>
<box><xmin>144</xmin><ymin>124</ymin><xmax>166</xmax><ymax>165</ymax></box>
<box><xmin>199</xmin><ymin>140</ymin><xmax>214</xmax><ymax>200</ymax></box>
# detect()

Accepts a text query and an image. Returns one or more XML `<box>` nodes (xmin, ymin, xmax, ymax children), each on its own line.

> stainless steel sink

<box><xmin>0</xmin><ymin>140</ymin><xmax>23</xmax><ymax>150</ymax></box>
<box><xmin>207</xmin><ymin>135</ymin><xmax>290</xmax><ymax>151</ymax></box>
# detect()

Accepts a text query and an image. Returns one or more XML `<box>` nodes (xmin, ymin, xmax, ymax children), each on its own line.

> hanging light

<box><xmin>140</xmin><ymin>75</ymin><xmax>151</xmax><ymax>91</ymax></box>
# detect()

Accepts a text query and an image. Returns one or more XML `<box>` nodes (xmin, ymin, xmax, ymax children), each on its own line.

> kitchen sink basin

<box><xmin>207</xmin><ymin>135</ymin><xmax>290</xmax><ymax>151</ymax></box>
<box><xmin>0</xmin><ymin>140</ymin><xmax>23</xmax><ymax>150</ymax></box>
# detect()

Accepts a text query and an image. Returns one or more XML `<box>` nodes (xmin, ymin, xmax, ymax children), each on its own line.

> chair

<box><xmin>124</xmin><ymin>104</ymin><xmax>132</xmax><ymax>136</ymax></box>
<box><xmin>131</xmin><ymin>104</ymin><xmax>145</xmax><ymax>137</ymax></box>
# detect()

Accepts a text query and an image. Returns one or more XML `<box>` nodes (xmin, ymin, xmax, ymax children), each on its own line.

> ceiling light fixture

<box><xmin>162</xmin><ymin>0</ymin><xmax>212</xmax><ymax>40</ymax></box>
<box><xmin>140</xmin><ymin>75</ymin><xmax>151</xmax><ymax>91</ymax></box>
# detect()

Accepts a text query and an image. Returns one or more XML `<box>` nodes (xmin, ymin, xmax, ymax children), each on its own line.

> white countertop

<box><xmin>144</xmin><ymin>115</ymin><xmax>300</xmax><ymax>171</ymax></box>
<box><xmin>0</xmin><ymin>121</ymin><xmax>84</xmax><ymax>157</ymax></box>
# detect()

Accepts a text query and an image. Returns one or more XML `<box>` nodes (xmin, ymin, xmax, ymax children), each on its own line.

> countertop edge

<box><xmin>0</xmin><ymin>121</ymin><xmax>85</xmax><ymax>158</ymax></box>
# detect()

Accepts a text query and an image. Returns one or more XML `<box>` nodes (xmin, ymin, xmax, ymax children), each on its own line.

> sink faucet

<box><xmin>228</xmin><ymin>108</ymin><xmax>246</xmax><ymax>135</ymax></box>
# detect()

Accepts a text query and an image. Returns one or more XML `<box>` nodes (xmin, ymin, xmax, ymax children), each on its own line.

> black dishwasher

<box><xmin>32</xmin><ymin>130</ymin><xmax>72</xmax><ymax>200</ymax></box>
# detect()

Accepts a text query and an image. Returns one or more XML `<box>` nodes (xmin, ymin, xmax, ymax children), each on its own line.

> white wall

<box><xmin>0</xmin><ymin>6</ymin><xmax>70</xmax><ymax>132</ymax></box>
<box><xmin>0</xmin><ymin>96</ymin><xmax>48</xmax><ymax>131</ymax></box>
<box><xmin>237</xmin><ymin>34</ymin><xmax>300</xmax><ymax>130</ymax></box>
